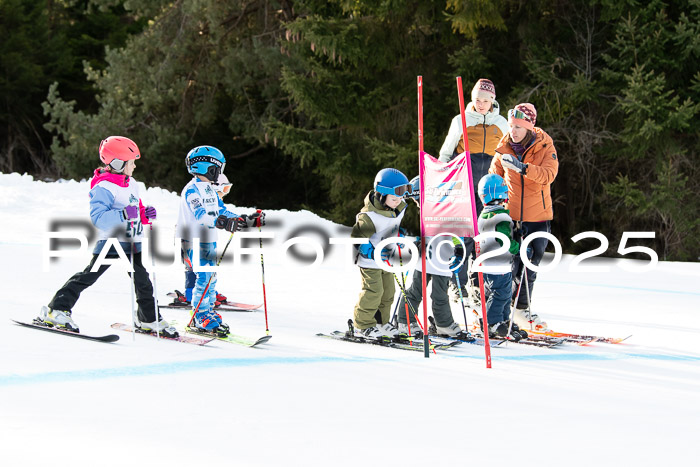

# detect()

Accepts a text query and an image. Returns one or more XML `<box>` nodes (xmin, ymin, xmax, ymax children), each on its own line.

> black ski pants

<box><xmin>48</xmin><ymin>249</ymin><xmax>157</xmax><ymax>322</ymax></box>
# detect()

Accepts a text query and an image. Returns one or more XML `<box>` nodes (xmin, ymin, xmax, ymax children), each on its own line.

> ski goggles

<box><xmin>108</xmin><ymin>158</ymin><xmax>128</xmax><ymax>172</ymax></box>
<box><xmin>215</xmin><ymin>182</ymin><xmax>233</xmax><ymax>195</ymax></box>
<box><xmin>376</xmin><ymin>183</ymin><xmax>413</xmax><ymax>197</ymax></box>
<box><xmin>508</xmin><ymin>109</ymin><xmax>529</xmax><ymax>121</ymax></box>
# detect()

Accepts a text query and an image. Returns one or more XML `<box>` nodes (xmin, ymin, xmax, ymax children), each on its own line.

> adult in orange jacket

<box><xmin>489</xmin><ymin>103</ymin><xmax>558</xmax><ymax>331</ymax></box>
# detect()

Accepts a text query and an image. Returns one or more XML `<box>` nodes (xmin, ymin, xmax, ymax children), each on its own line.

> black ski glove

<box><xmin>215</xmin><ymin>215</ymin><xmax>241</xmax><ymax>233</ymax></box>
<box><xmin>450</xmin><ymin>244</ymin><xmax>465</xmax><ymax>270</ymax></box>
<box><xmin>240</xmin><ymin>211</ymin><xmax>266</xmax><ymax>228</ymax></box>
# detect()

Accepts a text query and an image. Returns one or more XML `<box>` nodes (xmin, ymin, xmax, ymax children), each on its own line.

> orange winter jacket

<box><xmin>456</xmin><ymin>122</ymin><xmax>505</xmax><ymax>156</ymax></box>
<box><xmin>490</xmin><ymin>128</ymin><xmax>559</xmax><ymax>222</ymax></box>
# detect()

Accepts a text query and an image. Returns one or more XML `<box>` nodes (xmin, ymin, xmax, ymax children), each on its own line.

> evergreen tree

<box><xmin>0</xmin><ymin>0</ymin><xmax>146</xmax><ymax>175</ymax></box>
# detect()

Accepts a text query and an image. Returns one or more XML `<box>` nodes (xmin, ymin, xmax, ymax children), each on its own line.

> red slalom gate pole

<box><xmin>257</xmin><ymin>210</ymin><xmax>270</xmax><ymax>335</ymax></box>
<box><xmin>457</xmin><ymin>76</ymin><xmax>492</xmax><ymax>368</ymax></box>
<box><xmin>417</xmin><ymin>75</ymin><xmax>429</xmax><ymax>358</ymax></box>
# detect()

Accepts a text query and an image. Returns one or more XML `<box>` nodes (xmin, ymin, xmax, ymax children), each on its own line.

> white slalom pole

<box><xmin>130</xmin><ymin>239</ymin><xmax>137</xmax><ymax>342</ymax></box>
<box><xmin>523</xmin><ymin>268</ymin><xmax>533</xmax><ymax>331</ymax></box>
<box><xmin>149</xmin><ymin>224</ymin><xmax>160</xmax><ymax>339</ymax></box>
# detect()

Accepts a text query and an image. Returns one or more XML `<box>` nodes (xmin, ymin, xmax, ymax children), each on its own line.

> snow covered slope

<box><xmin>1</xmin><ymin>173</ymin><xmax>698</xmax><ymax>467</ymax></box>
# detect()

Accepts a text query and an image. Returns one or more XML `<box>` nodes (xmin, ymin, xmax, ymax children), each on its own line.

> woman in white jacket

<box><xmin>438</xmin><ymin>78</ymin><xmax>509</xmax><ymax>301</ymax></box>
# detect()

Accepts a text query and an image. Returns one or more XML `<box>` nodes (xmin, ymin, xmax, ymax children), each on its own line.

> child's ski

<box><xmin>317</xmin><ymin>331</ymin><xmax>460</xmax><ymax>352</ymax></box>
<box><xmin>215</xmin><ymin>302</ymin><xmax>262</xmax><ymax>311</ymax></box>
<box><xmin>13</xmin><ymin>319</ymin><xmax>119</xmax><ymax>343</ymax></box>
<box><xmin>110</xmin><ymin>323</ymin><xmax>214</xmax><ymax>346</ymax></box>
<box><xmin>524</xmin><ymin>329</ymin><xmax>631</xmax><ymax>345</ymax></box>
<box><xmin>183</xmin><ymin>327</ymin><xmax>271</xmax><ymax>347</ymax></box>
<box><xmin>161</xmin><ymin>291</ymin><xmax>261</xmax><ymax>311</ymax></box>
<box><xmin>318</xmin><ymin>320</ymin><xmax>461</xmax><ymax>352</ymax></box>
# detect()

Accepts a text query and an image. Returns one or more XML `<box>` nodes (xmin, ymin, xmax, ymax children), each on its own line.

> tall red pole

<box><xmin>417</xmin><ymin>76</ymin><xmax>429</xmax><ymax>358</ymax></box>
<box><xmin>456</xmin><ymin>77</ymin><xmax>492</xmax><ymax>368</ymax></box>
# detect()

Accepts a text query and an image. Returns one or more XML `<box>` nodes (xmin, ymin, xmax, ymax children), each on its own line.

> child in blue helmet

<box><xmin>476</xmin><ymin>173</ymin><xmax>524</xmax><ymax>340</ymax></box>
<box><xmin>173</xmin><ymin>173</ymin><xmax>233</xmax><ymax>307</ymax></box>
<box><xmin>351</xmin><ymin>168</ymin><xmax>411</xmax><ymax>339</ymax></box>
<box><xmin>175</xmin><ymin>146</ymin><xmax>264</xmax><ymax>332</ymax></box>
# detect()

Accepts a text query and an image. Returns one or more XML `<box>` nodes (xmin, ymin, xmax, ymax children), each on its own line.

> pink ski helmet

<box><xmin>99</xmin><ymin>136</ymin><xmax>140</xmax><ymax>172</ymax></box>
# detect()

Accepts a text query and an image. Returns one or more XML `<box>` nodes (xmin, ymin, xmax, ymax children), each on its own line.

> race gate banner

<box><xmin>419</xmin><ymin>150</ymin><xmax>476</xmax><ymax>237</ymax></box>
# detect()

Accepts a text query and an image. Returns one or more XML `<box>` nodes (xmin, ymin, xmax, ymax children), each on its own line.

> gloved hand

<box><xmin>358</xmin><ymin>242</ymin><xmax>375</xmax><ymax>260</ymax></box>
<box><xmin>396</xmin><ymin>228</ymin><xmax>409</xmax><ymax>249</ymax></box>
<box><xmin>215</xmin><ymin>215</ymin><xmax>241</xmax><ymax>233</ymax></box>
<box><xmin>450</xmin><ymin>244</ymin><xmax>465</xmax><ymax>269</ymax></box>
<box><xmin>501</xmin><ymin>154</ymin><xmax>527</xmax><ymax>174</ymax></box>
<box><xmin>240</xmin><ymin>211</ymin><xmax>266</xmax><ymax>228</ymax></box>
<box><xmin>123</xmin><ymin>205</ymin><xmax>139</xmax><ymax>221</ymax></box>
<box><xmin>380</xmin><ymin>246</ymin><xmax>394</xmax><ymax>262</ymax></box>
<box><xmin>144</xmin><ymin>206</ymin><xmax>157</xmax><ymax>221</ymax></box>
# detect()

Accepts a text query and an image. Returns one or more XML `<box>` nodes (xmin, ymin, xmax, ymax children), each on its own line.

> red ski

<box><xmin>525</xmin><ymin>329</ymin><xmax>631</xmax><ymax>345</ymax></box>
<box><xmin>163</xmin><ymin>291</ymin><xmax>261</xmax><ymax>311</ymax></box>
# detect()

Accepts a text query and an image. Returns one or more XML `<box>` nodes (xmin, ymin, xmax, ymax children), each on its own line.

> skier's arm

<box><xmin>524</xmin><ymin>148</ymin><xmax>559</xmax><ymax>185</ymax></box>
<box><xmin>184</xmin><ymin>185</ymin><xmax>218</xmax><ymax>228</ymax></box>
<box><xmin>495</xmin><ymin>220</ymin><xmax>519</xmax><ymax>255</ymax></box>
<box><xmin>438</xmin><ymin>116</ymin><xmax>463</xmax><ymax>162</ymax></box>
<box><xmin>351</xmin><ymin>213</ymin><xmax>376</xmax><ymax>239</ymax></box>
<box><xmin>217</xmin><ymin>197</ymin><xmax>238</xmax><ymax>219</ymax></box>
<box><xmin>489</xmin><ymin>152</ymin><xmax>506</xmax><ymax>177</ymax></box>
<box><xmin>89</xmin><ymin>186</ymin><xmax>125</xmax><ymax>231</ymax></box>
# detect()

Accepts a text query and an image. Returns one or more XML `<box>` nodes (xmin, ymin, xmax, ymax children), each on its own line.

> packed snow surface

<box><xmin>1</xmin><ymin>173</ymin><xmax>698</xmax><ymax>466</ymax></box>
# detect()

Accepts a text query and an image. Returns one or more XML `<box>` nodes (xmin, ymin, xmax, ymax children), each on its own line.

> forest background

<box><xmin>1</xmin><ymin>0</ymin><xmax>698</xmax><ymax>260</ymax></box>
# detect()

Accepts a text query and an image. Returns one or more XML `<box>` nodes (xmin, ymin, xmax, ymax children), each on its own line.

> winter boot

<box><xmin>194</xmin><ymin>311</ymin><xmax>220</xmax><ymax>332</ymax></box>
<box><xmin>513</xmin><ymin>307</ymin><xmax>548</xmax><ymax>332</ymax></box>
<box><xmin>436</xmin><ymin>321</ymin><xmax>463</xmax><ymax>337</ymax></box>
<box><xmin>509</xmin><ymin>321</ymin><xmax>528</xmax><ymax>340</ymax></box>
<box><xmin>215</xmin><ymin>292</ymin><xmax>228</xmax><ymax>304</ymax></box>
<box><xmin>210</xmin><ymin>312</ymin><xmax>229</xmax><ymax>334</ymax></box>
<box><xmin>170</xmin><ymin>290</ymin><xmax>190</xmax><ymax>307</ymax></box>
<box><xmin>397</xmin><ymin>322</ymin><xmax>422</xmax><ymax>336</ymax></box>
<box><xmin>206</xmin><ymin>310</ymin><xmax>229</xmax><ymax>333</ymax></box>
<box><xmin>138</xmin><ymin>318</ymin><xmax>179</xmax><ymax>338</ymax></box>
<box><xmin>359</xmin><ymin>323</ymin><xmax>398</xmax><ymax>340</ymax></box>
<box><xmin>488</xmin><ymin>321</ymin><xmax>521</xmax><ymax>341</ymax></box>
<box><xmin>40</xmin><ymin>306</ymin><xmax>79</xmax><ymax>332</ymax></box>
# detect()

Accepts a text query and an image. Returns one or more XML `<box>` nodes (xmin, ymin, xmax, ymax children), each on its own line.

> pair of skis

<box><xmin>109</xmin><ymin>322</ymin><xmax>271</xmax><ymax>347</ymax></box>
<box><xmin>12</xmin><ymin>318</ymin><xmax>270</xmax><ymax>348</ymax></box>
<box><xmin>317</xmin><ymin>319</ymin><xmax>462</xmax><ymax>353</ymax></box>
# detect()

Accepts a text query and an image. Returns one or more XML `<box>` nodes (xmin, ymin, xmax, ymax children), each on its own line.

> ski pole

<box><xmin>507</xmin><ymin>264</ymin><xmax>527</xmax><ymax>337</ymax></box>
<box><xmin>452</xmin><ymin>267</ymin><xmax>471</xmax><ymax>336</ymax></box>
<box><xmin>129</xmin><ymin>237</ymin><xmax>137</xmax><ymax>341</ymax></box>
<box><xmin>149</xmin><ymin>224</ymin><xmax>160</xmax><ymax>339</ymax></box>
<box><xmin>523</xmin><ymin>267</ymin><xmax>533</xmax><ymax>331</ymax></box>
<box><xmin>397</xmin><ymin>244</ymin><xmax>414</xmax><ymax>340</ymax></box>
<box><xmin>256</xmin><ymin>209</ymin><xmax>270</xmax><ymax>335</ymax></box>
<box><xmin>386</xmin><ymin>260</ymin><xmax>436</xmax><ymax>354</ymax></box>
<box><xmin>187</xmin><ymin>231</ymin><xmax>236</xmax><ymax>328</ymax></box>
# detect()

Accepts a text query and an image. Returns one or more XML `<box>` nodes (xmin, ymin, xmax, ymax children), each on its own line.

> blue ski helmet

<box><xmin>478</xmin><ymin>173</ymin><xmax>509</xmax><ymax>204</ymax></box>
<box><xmin>186</xmin><ymin>146</ymin><xmax>226</xmax><ymax>181</ymax></box>
<box><xmin>374</xmin><ymin>168</ymin><xmax>411</xmax><ymax>197</ymax></box>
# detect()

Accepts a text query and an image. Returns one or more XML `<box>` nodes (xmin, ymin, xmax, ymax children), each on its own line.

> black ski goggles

<box><xmin>376</xmin><ymin>183</ymin><xmax>412</xmax><ymax>197</ymax></box>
